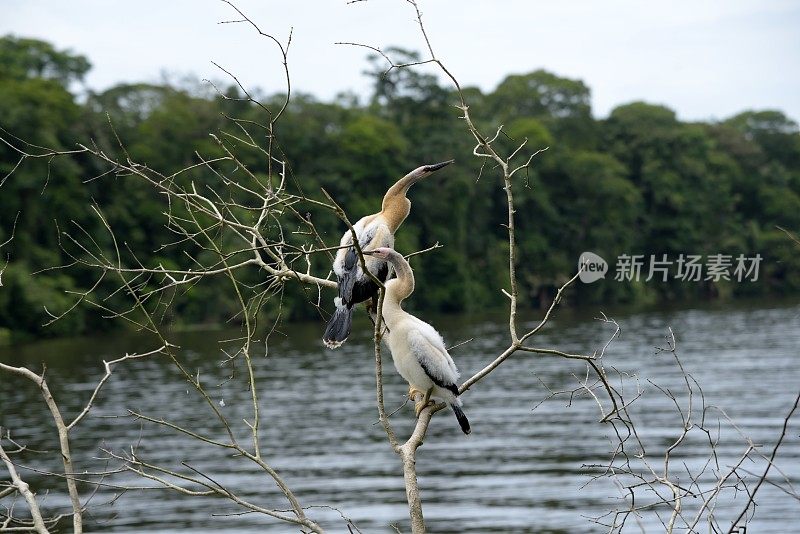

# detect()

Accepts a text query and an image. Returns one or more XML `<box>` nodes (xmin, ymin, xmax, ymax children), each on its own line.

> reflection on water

<box><xmin>1</xmin><ymin>299</ymin><xmax>799</xmax><ymax>533</ymax></box>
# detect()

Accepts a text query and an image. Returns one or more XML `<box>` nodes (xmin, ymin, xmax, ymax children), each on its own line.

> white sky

<box><xmin>2</xmin><ymin>0</ymin><xmax>799</xmax><ymax>122</ymax></box>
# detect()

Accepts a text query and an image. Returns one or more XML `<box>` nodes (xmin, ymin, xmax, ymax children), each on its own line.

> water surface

<box><xmin>1</xmin><ymin>300</ymin><xmax>799</xmax><ymax>532</ymax></box>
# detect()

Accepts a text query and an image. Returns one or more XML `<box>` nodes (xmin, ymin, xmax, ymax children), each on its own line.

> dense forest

<box><xmin>1</xmin><ymin>36</ymin><xmax>799</xmax><ymax>341</ymax></box>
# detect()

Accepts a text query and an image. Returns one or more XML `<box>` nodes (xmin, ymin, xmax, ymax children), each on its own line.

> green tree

<box><xmin>2</xmin><ymin>37</ymin><xmax>800</xmax><ymax>338</ymax></box>
<box><xmin>488</xmin><ymin>69</ymin><xmax>597</xmax><ymax>148</ymax></box>
<box><xmin>0</xmin><ymin>35</ymin><xmax>89</xmax><ymax>84</ymax></box>
<box><xmin>725</xmin><ymin>110</ymin><xmax>800</xmax><ymax>168</ymax></box>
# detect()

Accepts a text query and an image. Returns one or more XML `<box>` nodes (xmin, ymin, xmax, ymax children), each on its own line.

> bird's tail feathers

<box><xmin>451</xmin><ymin>402</ymin><xmax>471</xmax><ymax>435</ymax></box>
<box><xmin>322</xmin><ymin>297</ymin><xmax>353</xmax><ymax>349</ymax></box>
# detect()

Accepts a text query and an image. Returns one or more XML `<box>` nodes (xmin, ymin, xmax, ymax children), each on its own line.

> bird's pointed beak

<box><xmin>362</xmin><ymin>250</ymin><xmax>376</xmax><ymax>256</ymax></box>
<box><xmin>404</xmin><ymin>159</ymin><xmax>454</xmax><ymax>185</ymax></box>
<box><xmin>423</xmin><ymin>159</ymin><xmax>454</xmax><ymax>174</ymax></box>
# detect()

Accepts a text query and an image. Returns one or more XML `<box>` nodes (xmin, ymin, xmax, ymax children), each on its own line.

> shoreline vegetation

<box><xmin>1</xmin><ymin>36</ymin><xmax>799</xmax><ymax>341</ymax></box>
<box><xmin>3</xmin><ymin>293</ymin><xmax>798</xmax><ymax>349</ymax></box>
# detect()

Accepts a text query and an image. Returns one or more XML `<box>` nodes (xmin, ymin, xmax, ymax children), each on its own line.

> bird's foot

<box><xmin>411</xmin><ymin>386</ymin><xmax>435</xmax><ymax>417</ymax></box>
<box><xmin>408</xmin><ymin>386</ymin><xmax>425</xmax><ymax>402</ymax></box>
<box><xmin>414</xmin><ymin>399</ymin><xmax>436</xmax><ymax>417</ymax></box>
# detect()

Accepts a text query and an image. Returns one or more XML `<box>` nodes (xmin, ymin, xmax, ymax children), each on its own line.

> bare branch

<box><xmin>0</xmin><ymin>439</ymin><xmax>50</xmax><ymax>534</ymax></box>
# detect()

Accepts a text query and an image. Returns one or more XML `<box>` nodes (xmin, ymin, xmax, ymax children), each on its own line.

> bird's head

<box><xmin>363</xmin><ymin>247</ymin><xmax>394</xmax><ymax>261</ymax></box>
<box><xmin>405</xmin><ymin>159</ymin><xmax>455</xmax><ymax>184</ymax></box>
<box><xmin>365</xmin><ymin>247</ymin><xmax>414</xmax><ymax>297</ymax></box>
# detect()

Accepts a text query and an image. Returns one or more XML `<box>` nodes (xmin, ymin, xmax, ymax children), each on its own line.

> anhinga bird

<box><xmin>363</xmin><ymin>247</ymin><xmax>471</xmax><ymax>435</ymax></box>
<box><xmin>322</xmin><ymin>160</ymin><xmax>453</xmax><ymax>348</ymax></box>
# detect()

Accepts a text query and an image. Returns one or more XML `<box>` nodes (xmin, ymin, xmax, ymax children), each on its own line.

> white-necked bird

<box><xmin>322</xmin><ymin>160</ymin><xmax>453</xmax><ymax>348</ymax></box>
<box><xmin>363</xmin><ymin>247</ymin><xmax>470</xmax><ymax>435</ymax></box>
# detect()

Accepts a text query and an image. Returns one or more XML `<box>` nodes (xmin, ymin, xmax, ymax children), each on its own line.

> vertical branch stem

<box><xmin>501</xmin><ymin>165</ymin><xmax>519</xmax><ymax>342</ymax></box>
<box><xmin>398</xmin><ymin>406</ymin><xmax>441</xmax><ymax>534</ymax></box>
<box><xmin>400</xmin><ymin>447</ymin><xmax>426</xmax><ymax>534</ymax></box>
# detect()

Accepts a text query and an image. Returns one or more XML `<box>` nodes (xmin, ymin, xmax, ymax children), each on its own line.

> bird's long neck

<box><xmin>380</xmin><ymin>174</ymin><xmax>416</xmax><ymax>232</ymax></box>
<box><xmin>382</xmin><ymin>255</ymin><xmax>415</xmax><ymax>320</ymax></box>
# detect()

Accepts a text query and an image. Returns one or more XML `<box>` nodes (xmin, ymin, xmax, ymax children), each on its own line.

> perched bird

<box><xmin>322</xmin><ymin>160</ymin><xmax>453</xmax><ymax>348</ymax></box>
<box><xmin>363</xmin><ymin>247</ymin><xmax>471</xmax><ymax>435</ymax></box>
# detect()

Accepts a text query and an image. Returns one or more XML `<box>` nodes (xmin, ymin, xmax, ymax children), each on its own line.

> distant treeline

<box><xmin>1</xmin><ymin>37</ymin><xmax>799</xmax><ymax>340</ymax></box>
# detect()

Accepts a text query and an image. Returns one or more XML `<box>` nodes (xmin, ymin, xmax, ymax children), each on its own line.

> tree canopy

<box><xmin>1</xmin><ymin>37</ymin><xmax>799</xmax><ymax>340</ymax></box>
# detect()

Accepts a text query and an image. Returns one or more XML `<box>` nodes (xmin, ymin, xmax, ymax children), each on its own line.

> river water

<box><xmin>1</xmin><ymin>299</ymin><xmax>799</xmax><ymax>533</ymax></box>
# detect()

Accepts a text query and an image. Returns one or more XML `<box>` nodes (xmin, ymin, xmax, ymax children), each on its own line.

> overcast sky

<box><xmin>3</xmin><ymin>0</ymin><xmax>799</xmax><ymax>122</ymax></box>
